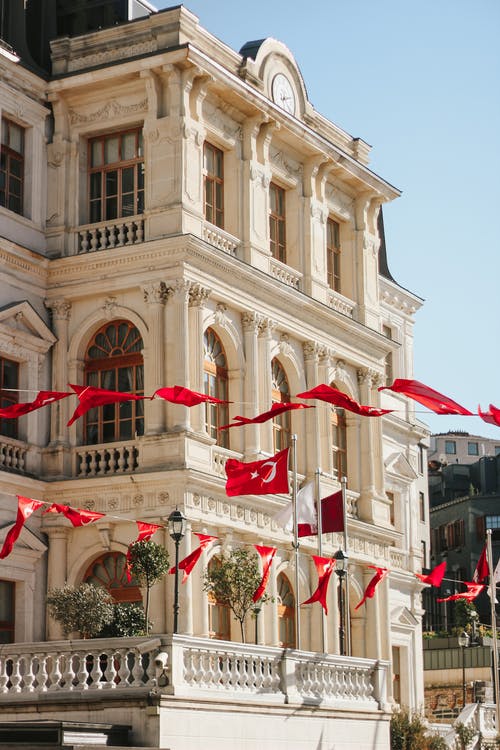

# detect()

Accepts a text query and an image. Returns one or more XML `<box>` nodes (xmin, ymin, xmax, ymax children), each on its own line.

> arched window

<box><xmin>331</xmin><ymin>406</ymin><xmax>347</xmax><ymax>481</ymax></box>
<box><xmin>83</xmin><ymin>551</ymin><xmax>142</xmax><ymax>604</ymax></box>
<box><xmin>84</xmin><ymin>320</ymin><xmax>144</xmax><ymax>444</ymax></box>
<box><xmin>277</xmin><ymin>573</ymin><xmax>295</xmax><ymax>648</ymax></box>
<box><xmin>271</xmin><ymin>359</ymin><xmax>290</xmax><ymax>452</ymax></box>
<box><xmin>207</xmin><ymin>558</ymin><xmax>231</xmax><ymax>641</ymax></box>
<box><xmin>204</xmin><ymin>328</ymin><xmax>229</xmax><ymax>448</ymax></box>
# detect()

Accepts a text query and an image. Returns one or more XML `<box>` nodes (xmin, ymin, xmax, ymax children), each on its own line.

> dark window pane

<box><xmin>105</xmin><ymin>197</ymin><xmax>117</xmax><ymax>220</ymax></box>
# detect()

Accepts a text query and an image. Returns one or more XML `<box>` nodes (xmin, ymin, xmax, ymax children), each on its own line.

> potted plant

<box><xmin>46</xmin><ymin>583</ymin><xmax>114</xmax><ymax>638</ymax></box>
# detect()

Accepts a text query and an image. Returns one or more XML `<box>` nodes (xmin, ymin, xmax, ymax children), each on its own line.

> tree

<box><xmin>47</xmin><ymin>583</ymin><xmax>114</xmax><ymax>638</ymax></box>
<box><xmin>453</xmin><ymin>599</ymin><xmax>478</xmax><ymax>633</ymax></box>
<box><xmin>203</xmin><ymin>547</ymin><xmax>267</xmax><ymax>643</ymax></box>
<box><xmin>127</xmin><ymin>539</ymin><xmax>169</xmax><ymax>635</ymax></box>
<box><xmin>99</xmin><ymin>602</ymin><xmax>150</xmax><ymax>638</ymax></box>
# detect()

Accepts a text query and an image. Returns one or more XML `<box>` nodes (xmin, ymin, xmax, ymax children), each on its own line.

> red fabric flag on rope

<box><xmin>169</xmin><ymin>533</ymin><xmax>218</xmax><ymax>583</ymax></box>
<box><xmin>354</xmin><ymin>566</ymin><xmax>388</xmax><ymax>610</ymax></box>
<box><xmin>219</xmin><ymin>402</ymin><xmax>312</xmax><ymax>429</ymax></box>
<box><xmin>126</xmin><ymin>522</ymin><xmax>163</xmax><ymax>581</ymax></box>
<box><xmin>478</xmin><ymin>404</ymin><xmax>500</xmax><ymax>427</ymax></box>
<box><xmin>67</xmin><ymin>384</ymin><xmax>146</xmax><ymax>426</ymax></box>
<box><xmin>0</xmin><ymin>496</ymin><xmax>45</xmax><ymax>559</ymax></box>
<box><xmin>301</xmin><ymin>555</ymin><xmax>335</xmax><ymax>614</ymax></box>
<box><xmin>225</xmin><ymin>448</ymin><xmax>290</xmax><ymax>497</ymax></box>
<box><xmin>253</xmin><ymin>545</ymin><xmax>277</xmax><ymax>602</ymax></box>
<box><xmin>415</xmin><ymin>561</ymin><xmax>447</xmax><ymax>587</ymax></box>
<box><xmin>153</xmin><ymin>386</ymin><xmax>230</xmax><ymax>407</ymax></box>
<box><xmin>473</xmin><ymin>546</ymin><xmax>489</xmax><ymax>583</ymax></box>
<box><xmin>296</xmin><ymin>384</ymin><xmax>392</xmax><ymax>417</ymax></box>
<box><xmin>378</xmin><ymin>378</ymin><xmax>473</xmax><ymax>416</ymax></box>
<box><xmin>437</xmin><ymin>582</ymin><xmax>485</xmax><ymax>603</ymax></box>
<box><xmin>0</xmin><ymin>390</ymin><xmax>71</xmax><ymax>418</ymax></box>
<box><xmin>44</xmin><ymin>503</ymin><xmax>105</xmax><ymax>526</ymax></box>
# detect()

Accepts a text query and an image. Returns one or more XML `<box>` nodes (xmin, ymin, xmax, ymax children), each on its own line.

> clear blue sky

<box><xmin>159</xmin><ymin>1</ymin><xmax>500</xmax><ymax>439</ymax></box>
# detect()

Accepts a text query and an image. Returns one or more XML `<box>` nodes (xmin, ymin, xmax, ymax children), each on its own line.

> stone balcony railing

<box><xmin>327</xmin><ymin>289</ymin><xmax>356</xmax><ymax>318</ymax></box>
<box><xmin>0</xmin><ymin>634</ymin><xmax>390</xmax><ymax>711</ymax></box>
<box><xmin>73</xmin><ymin>441</ymin><xmax>140</xmax><ymax>477</ymax></box>
<box><xmin>0</xmin><ymin>436</ymin><xmax>28</xmax><ymax>474</ymax></box>
<box><xmin>202</xmin><ymin>223</ymin><xmax>241</xmax><ymax>257</ymax></box>
<box><xmin>269</xmin><ymin>258</ymin><xmax>303</xmax><ymax>290</ymax></box>
<box><xmin>76</xmin><ymin>215</ymin><xmax>145</xmax><ymax>253</ymax></box>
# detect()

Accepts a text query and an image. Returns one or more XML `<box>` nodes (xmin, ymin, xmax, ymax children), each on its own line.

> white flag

<box><xmin>488</xmin><ymin>557</ymin><xmax>500</xmax><ymax>603</ymax></box>
<box><xmin>273</xmin><ymin>480</ymin><xmax>317</xmax><ymax>534</ymax></box>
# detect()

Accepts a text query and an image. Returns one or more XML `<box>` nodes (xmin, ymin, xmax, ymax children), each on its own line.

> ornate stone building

<box><xmin>0</xmin><ymin>3</ymin><xmax>429</xmax><ymax>747</ymax></box>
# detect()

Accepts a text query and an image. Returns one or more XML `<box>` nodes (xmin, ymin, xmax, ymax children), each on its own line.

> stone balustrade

<box><xmin>0</xmin><ymin>437</ymin><xmax>27</xmax><ymax>474</ymax></box>
<box><xmin>73</xmin><ymin>442</ymin><xmax>140</xmax><ymax>477</ymax></box>
<box><xmin>77</xmin><ymin>216</ymin><xmax>145</xmax><ymax>253</ymax></box>
<box><xmin>202</xmin><ymin>224</ymin><xmax>240</xmax><ymax>257</ymax></box>
<box><xmin>327</xmin><ymin>289</ymin><xmax>356</xmax><ymax>318</ymax></box>
<box><xmin>269</xmin><ymin>258</ymin><xmax>303</xmax><ymax>290</ymax></box>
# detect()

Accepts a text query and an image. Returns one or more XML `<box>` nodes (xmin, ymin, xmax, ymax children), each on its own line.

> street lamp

<box><xmin>458</xmin><ymin>630</ymin><xmax>470</xmax><ymax>708</ymax></box>
<box><xmin>168</xmin><ymin>508</ymin><xmax>186</xmax><ymax>634</ymax></box>
<box><xmin>252</xmin><ymin>600</ymin><xmax>262</xmax><ymax>645</ymax></box>
<box><xmin>333</xmin><ymin>549</ymin><xmax>348</xmax><ymax>656</ymax></box>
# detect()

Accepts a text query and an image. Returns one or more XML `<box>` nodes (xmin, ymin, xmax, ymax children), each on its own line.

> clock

<box><xmin>271</xmin><ymin>73</ymin><xmax>296</xmax><ymax>115</ymax></box>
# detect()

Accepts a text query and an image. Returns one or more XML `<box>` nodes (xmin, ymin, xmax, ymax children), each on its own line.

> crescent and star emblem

<box><xmin>250</xmin><ymin>459</ymin><xmax>278</xmax><ymax>483</ymax></box>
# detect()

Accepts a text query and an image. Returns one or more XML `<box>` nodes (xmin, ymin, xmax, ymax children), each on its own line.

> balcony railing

<box><xmin>269</xmin><ymin>258</ymin><xmax>302</xmax><ymax>290</ymax></box>
<box><xmin>73</xmin><ymin>441</ymin><xmax>140</xmax><ymax>477</ymax></box>
<box><xmin>202</xmin><ymin>223</ymin><xmax>240</xmax><ymax>257</ymax></box>
<box><xmin>77</xmin><ymin>215</ymin><xmax>144</xmax><ymax>253</ymax></box>
<box><xmin>327</xmin><ymin>289</ymin><xmax>356</xmax><ymax>318</ymax></box>
<box><xmin>0</xmin><ymin>437</ymin><xmax>27</xmax><ymax>474</ymax></box>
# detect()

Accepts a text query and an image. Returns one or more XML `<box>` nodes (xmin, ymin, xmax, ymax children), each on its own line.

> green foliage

<box><xmin>426</xmin><ymin>736</ymin><xmax>448</xmax><ymax>750</ymax></box>
<box><xmin>128</xmin><ymin>539</ymin><xmax>169</xmax><ymax>634</ymax></box>
<box><xmin>99</xmin><ymin>602</ymin><xmax>149</xmax><ymax>638</ymax></box>
<box><xmin>203</xmin><ymin>548</ymin><xmax>267</xmax><ymax>642</ymax></box>
<box><xmin>455</xmin><ymin>722</ymin><xmax>476</xmax><ymax>750</ymax></box>
<box><xmin>47</xmin><ymin>583</ymin><xmax>114</xmax><ymax>638</ymax></box>
<box><xmin>453</xmin><ymin>600</ymin><xmax>478</xmax><ymax>633</ymax></box>
<box><xmin>390</xmin><ymin>708</ymin><xmax>448</xmax><ymax>750</ymax></box>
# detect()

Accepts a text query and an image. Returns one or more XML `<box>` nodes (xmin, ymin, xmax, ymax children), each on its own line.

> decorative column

<box><xmin>180</xmin><ymin>520</ymin><xmax>193</xmax><ymax>635</ymax></box>
<box><xmin>362</xmin><ymin>565</ymin><xmax>382</xmax><ymax>659</ymax></box>
<box><xmin>302</xmin><ymin>341</ymin><xmax>322</xmax><ymax>472</ymax></box>
<box><xmin>257</xmin><ymin>317</ymin><xmax>275</xmax><ymax>457</ymax></box>
<box><xmin>356</xmin><ymin>368</ymin><xmax>377</xmax><ymax>523</ymax></box>
<box><xmin>241</xmin><ymin>116</ymin><xmax>272</xmax><ymax>263</ymax></box>
<box><xmin>166</xmin><ymin>279</ymin><xmax>191</xmax><ymax>432</ymax></box>
<box><xmin>45</xmin><ymin>527</ymin><xmax>68</xmax><ymax>640</ymax></box>
<box><xmin>45</xmin><ymin>299</ymin><xmax>71</xmax><ymax>446</ymax></box>
<box><xmin>270</xmin><ymin>561</ymin><xmax>280</xmax><ymax>647</ymax></box>
<box><xmin>241</xmin><ymin>312</ymin><xmax>261</xmax><ymax>459</ymax></box>
<box><xmin>143</xmin><ymin>281</ymin><xmax>168</xmax><ymax>435</ymax></box>
<box><xmin>188</xmin><ymin>284</ymin><xmax>211</xmax><ymax>434</ymax></box>
<box><xmin>318</xmin><ymin>349</ymin><xmax>334</xmax><ymax>474</ymax></box>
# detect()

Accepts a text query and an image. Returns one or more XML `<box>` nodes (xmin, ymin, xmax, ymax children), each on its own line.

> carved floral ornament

<box><xmin>68</xmin><ymin>98</ymin><xmax>148</xmax><ymax>126</ymax></box>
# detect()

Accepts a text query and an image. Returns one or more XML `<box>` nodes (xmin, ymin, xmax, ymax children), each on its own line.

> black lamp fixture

<box><xmin>333</xmin><ymin>548</ymin><xmax>348</xmax><ymax>656</ymax></box>
<box><xmin>168</xmin><ymin>508</ymin><xmax>186</xmax><ymax>634</ymax></box>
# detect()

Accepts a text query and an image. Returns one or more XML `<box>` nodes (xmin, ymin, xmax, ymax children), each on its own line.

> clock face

<box><xmin>271</xmin><ymin>73</ymin><xmax>296</xmax><ymax>115</ymax></box>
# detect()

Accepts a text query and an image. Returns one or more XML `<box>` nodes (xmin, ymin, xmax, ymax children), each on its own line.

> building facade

<box><xmin>0</xmin><ymin>3</ymin><xmax>429</xmax><ymax>747</ymax></box>
<box><xmin>429</xmin><ymin>431</ymin><xmax>500</xmax><ymax>468</ymax></box>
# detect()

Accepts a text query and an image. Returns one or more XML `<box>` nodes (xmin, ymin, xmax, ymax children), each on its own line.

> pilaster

<box><xmin>241</xmin><ymin>311</ymin><xmax>261</xmax><ymax>459</ymax></box>
<box><xmin>188</xmin><ymin>284</ymin><xmax>211</xmax><ymax>433</ymax></box>
<box><xmin>143</xmin><ymin>281</ymin><xmax>168</xmax><ymax>435</ymax></box>
<box><xmin>166</xmin><ymin>279</ymin><xmax>191</xmax><ymax>432</ymax></box>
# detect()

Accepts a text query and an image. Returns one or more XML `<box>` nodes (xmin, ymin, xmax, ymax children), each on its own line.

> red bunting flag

<box><xmin>0</xmin><ymin>390</ymin><xmax>71</xmax><ymax>418</ymax></box>
<box><xmin>153</xmin><ymin>386</ymin><xmax>230</xmax><ymax>407</ymax></box>
<box><xmin>67</xmin><ymin>384</ymin><xmax>146</xmax><ymax>426</ymax></box>
<box><xmin>169</xmin><ymin>533</ymin><xmax>218</xmax><ymax>583</ymax></box>
<box><xmin>253</xmin><ymin>545</ymin><xmax>277</xmax><ymax>602</ymax></box>
<box><xmin>301</xmin><ymin>555</ymin><xmax>335</xmax><ymax>614</ymax></box>
<box><xmin>378</xmin><ymin>378</ymin><xmax>473</xmax><ymax>416</ymax></box>
<box><xmin>225</xmin><ymin>448</ymin><xmax>290</xmax><ymax>497</ymax></box>
<box><xmin>126</xmin><ymin>522</ymin><xmax>163</xmax><ymax>582</ymax></box>
<box><xmin>415</xmin><ymin>561</ymin><xmax>446</xmax><ymax>587</ymax></box>
<box><xmin>478</xmin><ymin>404</ymin><xmax>500</xmax><ymax>427</ymax></box>
<box><xmin>296</xmin><ymin>384</ymin><xmax>391</xmax><ymax>417</ymax></box>
<box><xmin>0</xmin><ymin>496</ymin><xmax>45</xmax><ymax>559</ymax></box>
<box><xmin>472</xmin><ymin>546</ymin><xmax>489</xmax><ymax>583</ymax></box>
<box><xmin>44</xmin><ymin>503</ymin><xmax>105</xmax><ymax>526</ymax></box>
<box><xmin>354</xmin><ymin>566</ymin><xmax>388</xmax><ymax>610</ymax></box>
<box><xmin>437</xmin><ymin>582</ymin><xmax>485</xmax><ymax>603</ymax></box>
<box><xmin>220</xmin><ymin>402</ymin><xmax>312</xmax><ymax>429</ymax></box>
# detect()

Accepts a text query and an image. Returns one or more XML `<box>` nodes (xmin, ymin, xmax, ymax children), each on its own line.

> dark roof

<box><xmin>239</xmin><ymin>39</ymin><xmax>266</xmax><ymax>60</ymax></box>
<box><xmin>377</xmin><ymin>207</ymin><xmax>397</xmax><ymax>283</ymax></box>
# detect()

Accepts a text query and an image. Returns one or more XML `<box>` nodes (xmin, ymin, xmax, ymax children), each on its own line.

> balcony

<box><xmin>73</xmin><ymin>441</ymin><xmax>140</xmax><ymax>477</ymax></box>
<box><xmin>269</xmin><ymin>258</ymin><xmax>303</xmax><ymax>290</ymax></box>
<box><xmin>0</xmin><ymin>436</ymin><xmax>28</xmax><ymax>474</ymax></box>
<box><xmin>76</xmin><ymin>215</ymin><xmax>145</xmax><ymax>253</ymax></box>
<box><xmin>202</xmin><ymin>223</ymin><xmax>241</xmax><ymax>257</ymax></box>
<box><xmin>327</xmin><ymin>289</ymin><xmax>356</xmax><ymax>318</ymax></box>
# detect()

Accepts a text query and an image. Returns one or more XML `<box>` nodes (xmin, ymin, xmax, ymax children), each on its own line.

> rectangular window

<box><xmin>326</xmin><ymin>217</ymin><xmax>341</xmax><ymax>292</ymax></box>
<box><xmin>88</xmin><ymin>129</ymin><xmax>144</xmax><ymax>223</ymax></box>
<box><xmin>269</xmin><ymin>182</ymin><xmax>286</xmax><ymax>263</ymax></box>
<box><xmin>468</xmin><ymin>441</ymin><xmax>479</xmax><ymax>456</ymax></box>
<box><xmin>203</xmin><ymin>142</ymin><xmax>224</xmax><ymax>228</ymax></box>
<box><xmin>445</xmin><ymin>440</ymin><xmax>456</xmax><ymax>455</ymax></box>
<box><xmin>486</xmin><ymin>515</ymin><xmax>500</xmax><ymax>530</ymax></box>
<box><xmin>386</xmin><ymin>491</ymin><xmax>395</xmax><ymax>525</ymax></box>
<box><xmin>0</xmin><ymin>580</ymin><xmax>15</xmax><ymax>643</ymax></box>
<box><xmin>0</xmin><ymin>357</ymin><xmax>19</xmax><ymax>439</ymax></box>
<box><xmin>421</xmin><ymin>540</ymin><xmax>427</xmax><ymax>567</ymax></box>
<box><xmin>331</xmin><ymin>409</ymin><xmax>347</xmax><ymax>480</ymax></box>
<box><xmin>419</xmin><ymin>491</ymin><xmax>426</xmax><ymax>522</ymax></box>
<box><xmin>382</xmin><ymin>325</ymin><xmax>394</xmax><ymax>386</ymax></box>
<box><xmin>418</xmin><ymin>444</ymin><xmax>425</xmax><ymax>474</ymax></box>
<box><xmin>0</xmin><ymin>118</ymin><xmax>25</xmax><ymax>215</ymax></box>
<box><xmin>495</xmin><ymin>446</ymin><xmax>500</xmax><ymax>456</ymax></box>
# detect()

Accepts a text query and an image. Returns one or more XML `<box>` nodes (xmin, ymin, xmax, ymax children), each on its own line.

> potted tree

<box><xmin>127</xmin><ymin>539</ymin><xmax>169</xmax><ymax>635</ymax></box>
<box><xmin>46</xmin><ymin>583</ymin><xmax>114</xmax><ymax>638</ymax></box>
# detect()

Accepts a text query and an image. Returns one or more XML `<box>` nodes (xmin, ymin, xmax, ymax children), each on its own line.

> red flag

<box><xmin>67</xmin><ymin>384</ymin><xmax>146</xmax><ymax>426</ymax></box>
<box><xmin>292</xmin><ymin>489</ymin><xmax>344</xmax><ymax>537</ymax></box>
<box><xmin>415</xmin><ymin>561</ymin><xmax>446</xmax><ymax>587</ymax></box>
<box><xmin>0</xmin><ymin>390</ymin><xmax>71</xmax><ymax>418</ymax></box>
<box><xmin>220</xmin><ymin>402</ymin><xmax>312</xmax><ymax>429</ymax></box>
<box><xmin>44</xmin><ymin>503</ymin><xmax>105</xmax><ymax>526</ymax></box>
<box><xmin>473</xmin><ymin>546</ymin><xmax>489</xmax><ymax>583</ymax></box>
<box><xmin>301</xmin><ymin>555</ymin><xmax>335</xmax><ymax>614</ymax></box>
<box><xmin>125</xmin><ymin>522</ymin><xmax>163</xmax><ymax>581</ymax></box>
<box><xmin>169</xmin><ymin>533</ymin><xmax>218</xmax><ymax>583</ymax></box>
<box><xmin>296</xmin><ymin>384</ymin><xmax>391</xmax><ymax>417</ymax></box>
<box><xmin>478</xmin><ymin>404</ymin><xmax>500</xmax><ymax>427</ymax></box>
<box><xmin>354</xmin><ymin>566</ymin><xmax>388</xmax><ymax>610</ymax></box>
<box><xmin>437</xmin><ymin>582</ymin><xmax>485</xmax><ymax>602</ymax></box>
<box><xmin>225</xmin><ymin>448</ymin><xmax>289</xmax><ymax>497</ymax></box>
<box><xmin>0</xmin><ymin>496</ymin><xmax>45</xmax><ymax>559</ymax></box>
<box><xmin>378</xmin><ymin>378</ymin><xmax>473</xmax><ymax>416</ymax></box>
<box><xmin>153</xmin><ymin>386</ymin><xmax>230</xmax><ymax>407</ymax></box>
<box><xmin>253</xmin><ymin>545</ymin><xmax>277</xmax><ymax>602</ymax></box>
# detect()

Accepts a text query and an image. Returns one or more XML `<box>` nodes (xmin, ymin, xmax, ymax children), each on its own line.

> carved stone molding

<box><xmin>214</xmin><ymin>302</ymin><xmax>228</xmax><ymax>326</ymax></box>
<box><xmin>188</xmin><ymin>283</ymin><xmax>211</xmax><ymax>307</ymax></box>
<box><xmin>279</xmin><ymin>333</ymin><xmax>293</xmax><ymax>358</ymax></box>
<box><xmin>357</xmin><ymin>367</ymin><xmax>380</xmax><ymax>388</ymax></box>
<box><xmin>45</xmin><ymin>298</ymin><xmax>71</xmax><ymax>321</ymax></box>
<box><xmin>303</xmin><ymin>340</ymin><xmax>321</xmax><ymax>362</ymax></box>
<box><xmin>68</xmin><ymin>98</ymin><xmax>148</xmax><ymax>125</ymax></box>
<box><xmin>258</xmin><ymin>317</ymin><xmax>276</xmax><ymax>337</ymax></box>
<box><xmin>103</xmin><ymin>296</ymin><xmax>118</xmax><ymax>319</ymax></box>
<box><xmin>241</xmin><ymin>311</ymin><xmax>261</xmax><ymax>333</ymax></box>
<box><xmin>167</xmin><ymin>279</ymin><xmax>191</xmax><ymax>302</ymax></box>
<box><xmin>143</xmin><ymin>281</ymin><xmax>168</xmax><ymax>306</ymax></box>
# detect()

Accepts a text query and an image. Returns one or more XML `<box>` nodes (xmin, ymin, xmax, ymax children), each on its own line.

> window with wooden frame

<box><xmin>330</xmin><ymin>404</ymin><xmax>347</xmax><ymax>480</ymax></box>
<box><xmin>83</xmin><ymin>320</ymin><xmax>144</xmax><ymax>444</ymax></box>
<box><xmin>0</xmin><ymin>580</ymin><xmax>15</xmax><ymax>644</ymax></box>
<box><xmin>271</xmin><ymin>359</ymin><xmax>291</xmax><ymax>452</ymax></box>
<box><xmin>277</xmin><ymin>573</ymin><xmax>295</xmax><ymax>648</ymax></box>
<box><xmin>382</xmin><ymin>324</ymin><xmax>394</xmax><ymax>386</ymax></box>
<box><xmin>1</xmin><ymin>118</ymin><xmax>24</xmax><ymax>215</ymax></box>
<box><xmin>203</xmin><ymin>142</ymin><xmax>224</xmax><ymax>228</ymax></box>
<box><xmin>326</xmin><ymin>217</ymin><xmax>341</xmax><ymax>292</ymax></box>
<box><xmin>203</xmin><ymin>328</ymin><xmax>229</xmax><ymax>449</ymax></box>
<box><xmin>207</xmin><ymin>558</ymin><xmax>231</xmax><ymax>641</ymax></box>
<box><xmin>88</xmin><ymin>128</ymin><xmax>144</xmax><ymax>223</ymax></box>
<box><xmin>0</xmin><ymin>356</ymin><xmax>19</xmax><ymax>439</ymax></box>
<box><xmin>269</xmin><ymin>182</ymin><xmax>286</xmax><ymax>263</ymax></box>
<box><xmin>83</xmin><ymin>551</ymin><xmax>142</xmax><ymax>604</ymax></box>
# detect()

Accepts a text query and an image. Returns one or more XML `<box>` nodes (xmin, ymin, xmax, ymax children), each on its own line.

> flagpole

<box><xmin>486</xmin><ymin>529</ymin><xmax>500</xmax><ymax>732</ymax></box>
<box><xmin>315</xmin><ymin>467</ymin><xmax>326</xmax><ymax>653</ymax></box>
<box><xmin>291</xmin><ymin>434</ymin><xmax>301</xmax><ymax>650</ymax></box>
<box><xmin>341</xmin><ymin>475</ymin><xmax>351</xmax><ymax>656</ymax></box>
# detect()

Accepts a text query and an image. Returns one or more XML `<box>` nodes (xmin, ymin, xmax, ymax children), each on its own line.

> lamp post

<box><xmin>168</xmin><ymin>508</ymin><xmax>186</xmax><ymax>634</ymax></box>
<box><xmin>458</xmin><ymin>630</ymin><xmax>470</xmax><ymax>708</ymax></box>
<box><xmin>333</xmin><ymin>549</ymin><xmax>348</xmax><ymax>656</ymax></box>
<box><xmin>252</xmin><ymin>600</ymin><xmax>262</xmax><ymax>645</ymax></box>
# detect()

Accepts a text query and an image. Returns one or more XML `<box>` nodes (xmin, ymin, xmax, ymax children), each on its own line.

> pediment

<box><xmin>385</xmin><ymin>451</ymin><xmax>418</xmax><ymax>481</ymax></box>
<box><xmin>0</xmin><ymin>523</ymin><xmax>47</xmax><ymax>555</ymax></box>
<box><xmin>0</xmin><ymin>301</ymin><xmax>56</xmax><ymax>353</ymax></box>
<box><xmin>391</xmin><ymin>605</ymin><xmax>419</xmax><ymax>628</ymax></box>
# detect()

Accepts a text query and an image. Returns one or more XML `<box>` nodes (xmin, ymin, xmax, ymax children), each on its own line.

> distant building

<box><xmin>429</xmin><ymin>431</ymin><xmax>500</xmax><ymax>468</ymax></box>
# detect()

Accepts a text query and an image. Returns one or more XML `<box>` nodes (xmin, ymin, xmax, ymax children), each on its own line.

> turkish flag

<box><xmin>67</xmin><ymin>384</ymin><xmax>146</xmax><ymax>426</ymax></box>
<box><xmin>225</xmin><ymin>448</ymin><xmax>290</xmax><ymax>496</ymax></box>
<box><xmin>220</xmin><ymin>402</ymin><xmax>312</xmax><ymax>429</ymax></box>
<box><xmin>44</xmin><ymin>503</ymin><xmax>105</xmax><ymax>526</ymax></box>
<box><xmin>153</xmin><ymin>386</ymin><xmax>230</xmax><ymax>407</ymax></box>
<box><xmin>0</xmin><ymin>496</ymin><xmax>45</xmax><ymax>559</ymax></box>
<box><xmin>169</xmin><ymin>533</ymin><xmax>218</xmax><ymax>583</ymax></box>
<box><xmin>478</xmin><ymin>404</ymin><xmax>500</xmax><ymax>427</ymax></box>
<box><xmin>354</xmin><ymin>566</ymin><xmax>388</xmax><ymax>610</ymax></box>
<box><xmin>415</xmin><ymin>561</ymin><xmax>446</xmax><ymax>587</ymax></box>
<box><xmin>378</xmin><ymin>378</ymin><xmax>473</xmax><ymax>416</ymax></box>
<box><xmin>253</xmin><ymin>545</ymin><xmax>277</xmax><ymax>602</ymax></box>
<box><xmin>0</xmin><ymin>390</ymin><xmax>71</xmax><ymax>418</ymax></box>
<box><xmin>473</xmin><ymin>546</ymin><xmax>489</xmax><ymax>583</ymax></box>
<box><xmin>301</xmin><ymin>555</ymin><xmax>335</xmax><ymax>614</ymax></box>
<box><xmin>296</xmin><ymin>384</ymin><xmax>392</xmax><ymax>417</ymax></box>
<box><xmin>437</xmin><ymin>582</ymin><xmax>485</xmax><ymax>602</ymax></box>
